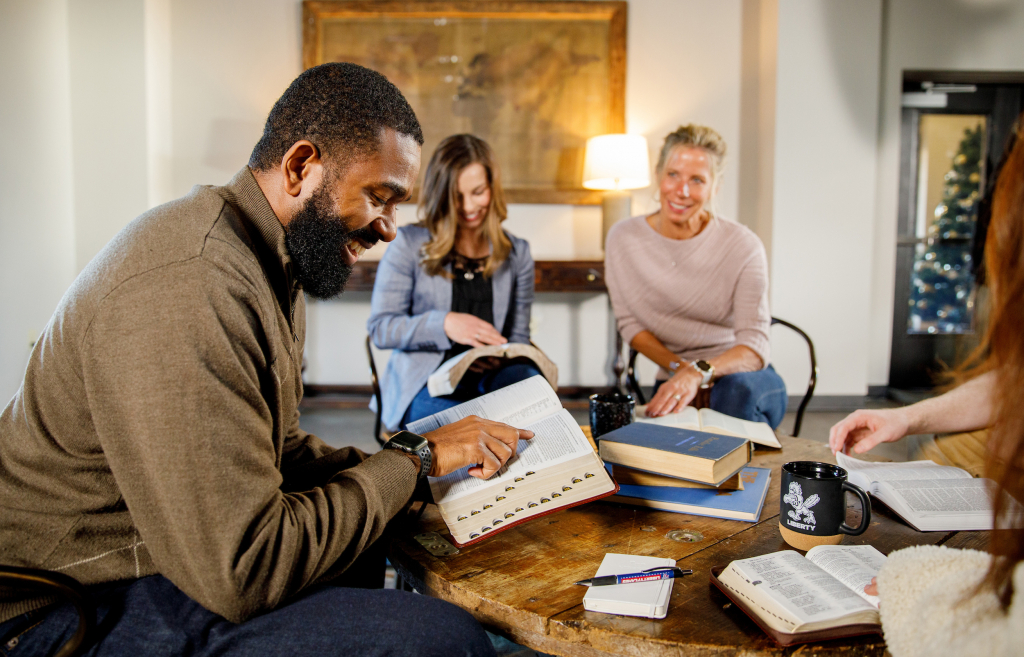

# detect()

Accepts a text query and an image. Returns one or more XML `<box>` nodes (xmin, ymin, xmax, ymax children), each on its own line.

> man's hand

<box><xmin>444</xmin><ymin>312</ymin><xmax>507</xmax><ymax>348</ymax></box>
<box><xmin>645</xmin><ymin>368</ymin><xmax>701</xmax><ymax>417</ymax></box>
<box><xmin>828</xmin><ymin>408</ymin><xmax>911</xmax><ymax>455</ymax></box>
<box><xmin>423</xmin><ymin>416</ymin><xmax>534</xmax><ymax>480</ymax></box>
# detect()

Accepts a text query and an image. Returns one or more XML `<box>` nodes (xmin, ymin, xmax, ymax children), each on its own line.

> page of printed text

<box><xmin>805</xmin><ymin>545</ymin><xmax>886</xmax><ymax>607</ymax></box>
<box><xmin>427</xmin><ymin>409</ymin><xmax>594</xmax><ymax>503</ymax></box>
<box><xmin>408</xmin><ymin>375</ymin><xmax>560</xmax><ymax>434</ymax></box>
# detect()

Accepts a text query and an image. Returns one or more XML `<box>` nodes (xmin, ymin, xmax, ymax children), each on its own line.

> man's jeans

<box><xmin>653</xmin><ymin>364</ymin><xmax>788</xmax><ymax>429</ymax></box>
<box><xmin>0</xmin><ymin>574</ymin><xmax>496</xmax><ymax>657</ymax></box>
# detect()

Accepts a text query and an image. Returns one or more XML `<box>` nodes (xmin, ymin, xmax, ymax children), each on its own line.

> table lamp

<box><xmin>583</xmin><ymin>134</ymin><xmax>651</xmax><ymax>246</ymax></box>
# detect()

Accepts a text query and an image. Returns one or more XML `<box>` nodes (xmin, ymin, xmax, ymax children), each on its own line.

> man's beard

<box><xmin>283</xmin><ymin>182</ymin><xmax>380</xmax><ymax>300</ymax></box>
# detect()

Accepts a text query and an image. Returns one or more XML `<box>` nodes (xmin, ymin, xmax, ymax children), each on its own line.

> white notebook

<box><xmin>582</xmin><ymin>553</ymin><xmax>676</xmax><ymax>619</ymax></box>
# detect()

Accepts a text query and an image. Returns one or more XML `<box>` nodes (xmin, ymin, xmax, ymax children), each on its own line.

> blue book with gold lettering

<box><xmin>609</xmin><ymin>466</ymin><xmax>771</xmax><ymax>522</ymax></box>
<box><xmin>598</xmin><ymin>424</ymin><xmax>751</xmax><ymax>486</ymax></box>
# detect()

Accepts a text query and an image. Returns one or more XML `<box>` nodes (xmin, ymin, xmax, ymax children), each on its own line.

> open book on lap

<box><xmin>427</xmin><ymin>343</ymin><xmax>558</xmax><ymax>397</ymax></box>
<box><xmin>836</xmin><ymin>453</ymin><xmax>994</xmax><ymax>531</ymax></box>
<box><xmin>712</xmin><ymin>545</ymin><xmax>886</xmax><ymax>646</ymax></box>
<box><xmin>408</xmin><ymin>375</ymin><xmax>617</xmax><ymax>547</ymax></box>
<box><xmin>635</xmin><ymin>405</ymin><xmax>781</xmax><ymax>449</ymax></box>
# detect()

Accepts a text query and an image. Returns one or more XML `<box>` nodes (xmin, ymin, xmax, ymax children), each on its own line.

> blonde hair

<box><xmin>655</xmin><ymin>124</ymin><xmax>728</xmax><ymax>212</ymax></box>
<box><xmin>418</xmin><ymin>134</ymin><xmax>511</xmax><ymax>278</ymax></box>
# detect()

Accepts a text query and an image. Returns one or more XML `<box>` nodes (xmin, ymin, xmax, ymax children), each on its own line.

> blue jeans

<box><xmin>0</xmin><ymin>575</ymin><xmax>495</xmax><ymax>657</ymax></box>
<box><xmin>402</xmin><ymin>361</ymin><xmax>543</xmax><ymax>428</ymax></box>
<box><xmin>653</xmin><ymin>364</ymin><xmax>788</xmax><ymax>430</ymax></box>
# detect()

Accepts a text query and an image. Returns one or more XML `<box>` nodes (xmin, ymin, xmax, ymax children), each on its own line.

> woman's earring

<box><xmin>652</xmin><ymin>190</ymin><xmax>660</xmax><ymax>202</ymax></box>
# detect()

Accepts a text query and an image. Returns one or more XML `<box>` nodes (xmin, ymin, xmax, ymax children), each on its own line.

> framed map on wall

<box><xmin>303</xmin><ymin>1</ymin><xmax>627</xmax><ymax>205</ymax></box>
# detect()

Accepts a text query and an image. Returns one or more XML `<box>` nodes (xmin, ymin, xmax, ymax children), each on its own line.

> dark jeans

<box><xmin>652</xmin><ymin>364</ymin><xmax>788</xmax><ymax>430</ymax></box>
<box><xmin>0</xmin><ymin>575</ymin><xmax>495</xmax><ymax>657</ymax></box>
<box><xmin>402</xmin><ymin>361</ymin><xmax>543</xmax><ymax>428</ymax></box>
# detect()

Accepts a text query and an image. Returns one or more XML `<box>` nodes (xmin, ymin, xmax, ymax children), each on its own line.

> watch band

<box><xmin>691</xmin><ymin>360</ymin><xmax>715</xmax><ymax>388</ymax></box>
<box><xmin>383</xmin><ymin>431</ymin><xmax>432</xmax><ymax>479</ymax></box>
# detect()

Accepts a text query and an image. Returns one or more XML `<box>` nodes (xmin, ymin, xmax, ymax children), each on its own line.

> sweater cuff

<box><xmin>347</xmin><ymin>449</ymin><xmax>420</xmax><ymax>520</ymax></box>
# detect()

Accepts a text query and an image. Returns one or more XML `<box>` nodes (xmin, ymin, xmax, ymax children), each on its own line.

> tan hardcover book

<box><xmin>427</xmin><ymin>343</ymin><xmax>557</xmax><ymax>397</ymax></box>
<box><xmin>408</xmin><ymin>375</ymin><xmax>617</xmax><ymax>547</ymax></box>
<box><xmin>610</xmin><ymin>464</ymin><xmax>744</xmax><ymax>490</ymax></box>
<box><xmin>712</xmin><ymin>546</ymin><xmax>886</xmax><ymax>645</ymax></box>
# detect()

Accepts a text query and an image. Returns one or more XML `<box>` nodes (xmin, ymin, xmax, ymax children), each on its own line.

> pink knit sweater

<box><xmin>605</xmin><ymin>214</ymin><xmax>770</xmax><ymax>377</ymax></box>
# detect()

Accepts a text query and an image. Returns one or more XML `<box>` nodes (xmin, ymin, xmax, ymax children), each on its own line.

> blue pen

<box><xmin>574</xmin><ymin>566</ymin><xmax>692</xmax><ymax>587</ymax></box>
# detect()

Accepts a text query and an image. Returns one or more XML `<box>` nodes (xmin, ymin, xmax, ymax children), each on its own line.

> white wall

<box><xmin>0</xmin><ymin>0</ymin><xmax>77</xmax><ymax>405</ymax></box>
<box><xmin>867</xmin><ymin>0</ymin><xmax>1024</xmax><ymax>386</ymax></box>
<box><xmin>770</xmin><ymin>1</ymin><xmax>883</xmax><ymax>396</ymax></box>
<box><xmin>68</xmin><ymin>0</ymin><xmax>151</xmax><ymax>271</ymax></box>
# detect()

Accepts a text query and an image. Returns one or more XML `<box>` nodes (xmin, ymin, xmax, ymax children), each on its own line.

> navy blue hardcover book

<box><xmin>608</xmin><ymin>466</ymin><xmax>771</xmax><ymax>522</ymax></box>
<box><xmin>598</xmin><ymin>424</ymin><xmax>750</xmax><ymax>485</ymax></box>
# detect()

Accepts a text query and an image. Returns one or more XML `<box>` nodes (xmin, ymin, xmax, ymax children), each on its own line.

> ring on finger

<box><xmin>673</xmin><ymin>394</ymin><xmax>682</xmax><ymax>401</ymax></box>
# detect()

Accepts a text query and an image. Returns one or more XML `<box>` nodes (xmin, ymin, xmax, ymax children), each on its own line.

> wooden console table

<box><xmin>387</xmin><ymin>435</ymin><xmax>986</xmax><ymax>656</ymax></box>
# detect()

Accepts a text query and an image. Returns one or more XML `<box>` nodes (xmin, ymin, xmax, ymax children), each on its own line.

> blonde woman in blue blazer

<box><xmin>368</xmin><ymin>134</ymin><xmax>537</xmax><ymax>430</ymax></box>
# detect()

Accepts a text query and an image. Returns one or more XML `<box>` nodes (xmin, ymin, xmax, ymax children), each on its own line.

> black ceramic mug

<box><xmin>779</xmin><ymin>461</ymin><xmax>871</xmax><ymax>550</ymax></box>
<box><xmin>589</xmin><ymin>392</ymin><xmax>635</xmax><ymax>441</ymax></box>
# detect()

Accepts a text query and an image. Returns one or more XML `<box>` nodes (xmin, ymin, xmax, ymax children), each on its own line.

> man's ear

<box><xmin>279</xmin><ymin>140</ymin><xmax>321</xmax><ymax>198</ymax></box>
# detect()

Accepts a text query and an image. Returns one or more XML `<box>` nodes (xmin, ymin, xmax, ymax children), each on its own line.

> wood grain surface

<box><xmin>387</xmin><ymin>434</ymin><xmax>985</xmax><ymax>656</ymax></box>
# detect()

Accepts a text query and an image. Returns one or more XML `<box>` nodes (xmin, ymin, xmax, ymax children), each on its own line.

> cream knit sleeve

<box><xmin>877</xmin><ymin>544</ymin><xmax>1022</xmax><ymax>657</ymax></box>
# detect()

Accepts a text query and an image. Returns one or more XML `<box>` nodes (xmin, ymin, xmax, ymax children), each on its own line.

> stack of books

<box><xmin>598</xmin><ymin>420</ymin><xmax>772</xmax><ymax>522</ymax></box>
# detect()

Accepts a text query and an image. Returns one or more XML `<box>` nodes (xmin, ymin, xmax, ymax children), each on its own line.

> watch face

<box><xmin>389</xmin><ymin>431</ymin><xmax>428</xmax><ymax>451</ymax></box>
<box><xmin>696</xmin><ymin>360</ymin><xmax>712</xmax><ymax>373</ymax></box>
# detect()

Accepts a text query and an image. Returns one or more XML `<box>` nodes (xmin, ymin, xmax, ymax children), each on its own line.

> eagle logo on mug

<box><xmin>784</xmin><ymin>481</ymin><xmax>819</xmax><ymax>528</ymax></box>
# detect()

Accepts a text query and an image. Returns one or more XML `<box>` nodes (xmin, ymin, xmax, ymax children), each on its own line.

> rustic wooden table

<box><xmin>387</xmin><ymin>434</ymin><xmax>987</xmax><ymax>656</ymax></box>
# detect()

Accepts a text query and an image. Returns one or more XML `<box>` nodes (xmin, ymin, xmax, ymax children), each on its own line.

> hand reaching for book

<box><xmin>444</xmin><ymin>312</ymin><xmax>507</xmax><ymax>348</ymax></box>
<box><xmin>828</xmin><ymin>409</ymin><xmax>910</xmax><ymax>455</ymax></box>
<box><xmin>423</xmin><ymin>415</ymin><xmax>534</xmax><ymax>480</ymax></box>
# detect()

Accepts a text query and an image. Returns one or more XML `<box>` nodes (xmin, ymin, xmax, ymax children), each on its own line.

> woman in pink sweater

<box><xmin>605</xmin><ymin>124</ymin><xmax>787</xmax><ymax>428</ymax></box>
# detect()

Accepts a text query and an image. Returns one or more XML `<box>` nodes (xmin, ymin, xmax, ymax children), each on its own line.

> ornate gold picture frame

<box><xmin>303</xmin><ymin>1</ymin><xmax>627</xmax><ymax>204</ymax></box>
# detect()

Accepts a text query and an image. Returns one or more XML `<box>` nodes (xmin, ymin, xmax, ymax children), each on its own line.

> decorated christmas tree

<box><xmin>909</xmin><ymin>124</ymin><xmax>983</xmax><ymax>334</ymax></box>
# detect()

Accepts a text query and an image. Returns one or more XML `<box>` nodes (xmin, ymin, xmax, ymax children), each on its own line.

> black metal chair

<box><xmin>624</xmin><ymin>317</ymin><xmax>818</xmax><ymax>437</ymax></box>
<box><xmin>366</xmin><ymin>335</ymin><xmax>391</xmax><ymax>447</ymax></box>
<box><xmin>0</xmin><ymin>566</ymin><xmax>94</xmax><ymax>657</ymax></box>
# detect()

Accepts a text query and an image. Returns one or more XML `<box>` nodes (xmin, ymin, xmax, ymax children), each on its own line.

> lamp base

<box><xmin>601</xmin><ymin>191</ymin><xmax>633</xmax><ymax>247</ymax></box>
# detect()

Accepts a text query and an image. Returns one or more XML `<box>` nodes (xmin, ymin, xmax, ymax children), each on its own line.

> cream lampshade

<box><xmin>583</xmin><ymin>134</ymin><xmax>651</xmax><ymax>246</ymax></box>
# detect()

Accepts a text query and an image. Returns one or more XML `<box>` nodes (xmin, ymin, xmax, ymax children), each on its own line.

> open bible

<box><xmin>836</xmin><ymin>453</ymin><xmax>993</xmax><ymax>531</ymax></box>
<box><xmin>712</xmin><ymin>545</ymin><xmax>886</xmax><ymax>646</ymax></box>
<box><xmin>427</xmin><ymin>343</ymin><xmax>558</xmax><ymax>397</ymax></box>
<box><xmin>635</xmin><ymin>405</ymin><xmax>781</xmax><ymax>449</ymax></box>
<box><xmin>407</xmin><ymin>375</ymin><xmax>617</xmax><ymax>547</ymax></box>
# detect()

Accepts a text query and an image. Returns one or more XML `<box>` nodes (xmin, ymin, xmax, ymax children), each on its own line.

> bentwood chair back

<box><xmin>0</xmin><ymin>566</ymin><xmax>94</xmax><ymax>657</ymax></box>
<box><xmin>624</xmin><ymin>317</ymin><xmax>818</xmax><ymax>437</ymax></box>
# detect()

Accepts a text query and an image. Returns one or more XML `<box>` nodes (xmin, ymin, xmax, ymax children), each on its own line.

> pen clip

<box><xmin>641</xmin><ymin>567</ymin><xmax>692</xmax><ymax>577</ymax></box>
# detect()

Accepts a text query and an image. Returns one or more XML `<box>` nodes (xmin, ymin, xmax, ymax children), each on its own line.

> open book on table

<box><xmin>407</xmin><ymin>375</ymin><xmax>617</xmax><ymax>547</ymax></box>
<box><xmin>634</xmin><ymin>404</ymin><xmax>781</xmax><ymax>449</ymax></box>
<box><xmin>712</xmin><ymin>545</ymin><xmax>886</xmax><ymax>646</ymax></box>
<box><xmin>427</xmin><ymin>343</ymin><xmax>557</xmax><ymax>397</ymax></box>
<box><xmin>836</xmin><ymin>453</ymin><xmax>994</xmax><ymax>531</ymax></box>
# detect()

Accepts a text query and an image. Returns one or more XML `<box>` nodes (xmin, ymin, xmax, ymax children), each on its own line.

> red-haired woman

<box><xmin>831</xmin><ymin>122</ymin><xmax>1024</xmax><ymax>655</ymax></box>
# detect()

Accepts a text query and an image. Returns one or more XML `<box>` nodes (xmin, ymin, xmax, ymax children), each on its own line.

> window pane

<box><xmin>907</xmin><ymin>114</ymin><xmax>985</xmax><ymax>335</ymax></box>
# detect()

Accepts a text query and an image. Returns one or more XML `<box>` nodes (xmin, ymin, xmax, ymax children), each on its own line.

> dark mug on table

<box><xmin>589</xmin><ymin>392</ymin><xmax>635</xmax><ymax>441</ymax></box>
<box><xmin>779</xmin><ymin>461</ymin><xmax>871</xmax><ymax>550</ymax></box>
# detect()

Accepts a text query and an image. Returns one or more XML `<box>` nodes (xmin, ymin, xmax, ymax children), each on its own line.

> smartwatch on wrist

<box><xmin>691</xmin><ymin>360</ymin><xmax>715</xmax><ymax>388</ymax></box>
<box><xmin>383</xmin><ymin>431</ymin><xmax>433</xmax><ymax>479</ymax></box>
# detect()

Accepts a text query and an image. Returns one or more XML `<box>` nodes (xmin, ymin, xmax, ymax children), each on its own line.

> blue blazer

<box><xmin>368</xmin><ymin>224</ymin><xmax>534</xmax><ymax>430</ymax></box>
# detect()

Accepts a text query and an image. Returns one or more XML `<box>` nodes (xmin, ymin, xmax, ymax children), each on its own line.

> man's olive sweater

<box><xmin>0</xmin><ymin>168</ymin><xmax>417</xmax><ymax>623</ymax></box>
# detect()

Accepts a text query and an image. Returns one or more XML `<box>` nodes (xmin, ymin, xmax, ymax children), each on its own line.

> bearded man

<box><xmin>0</xmin><ymin>63</ymin><xmax>527</xmax><ymax>656</ymax></box>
